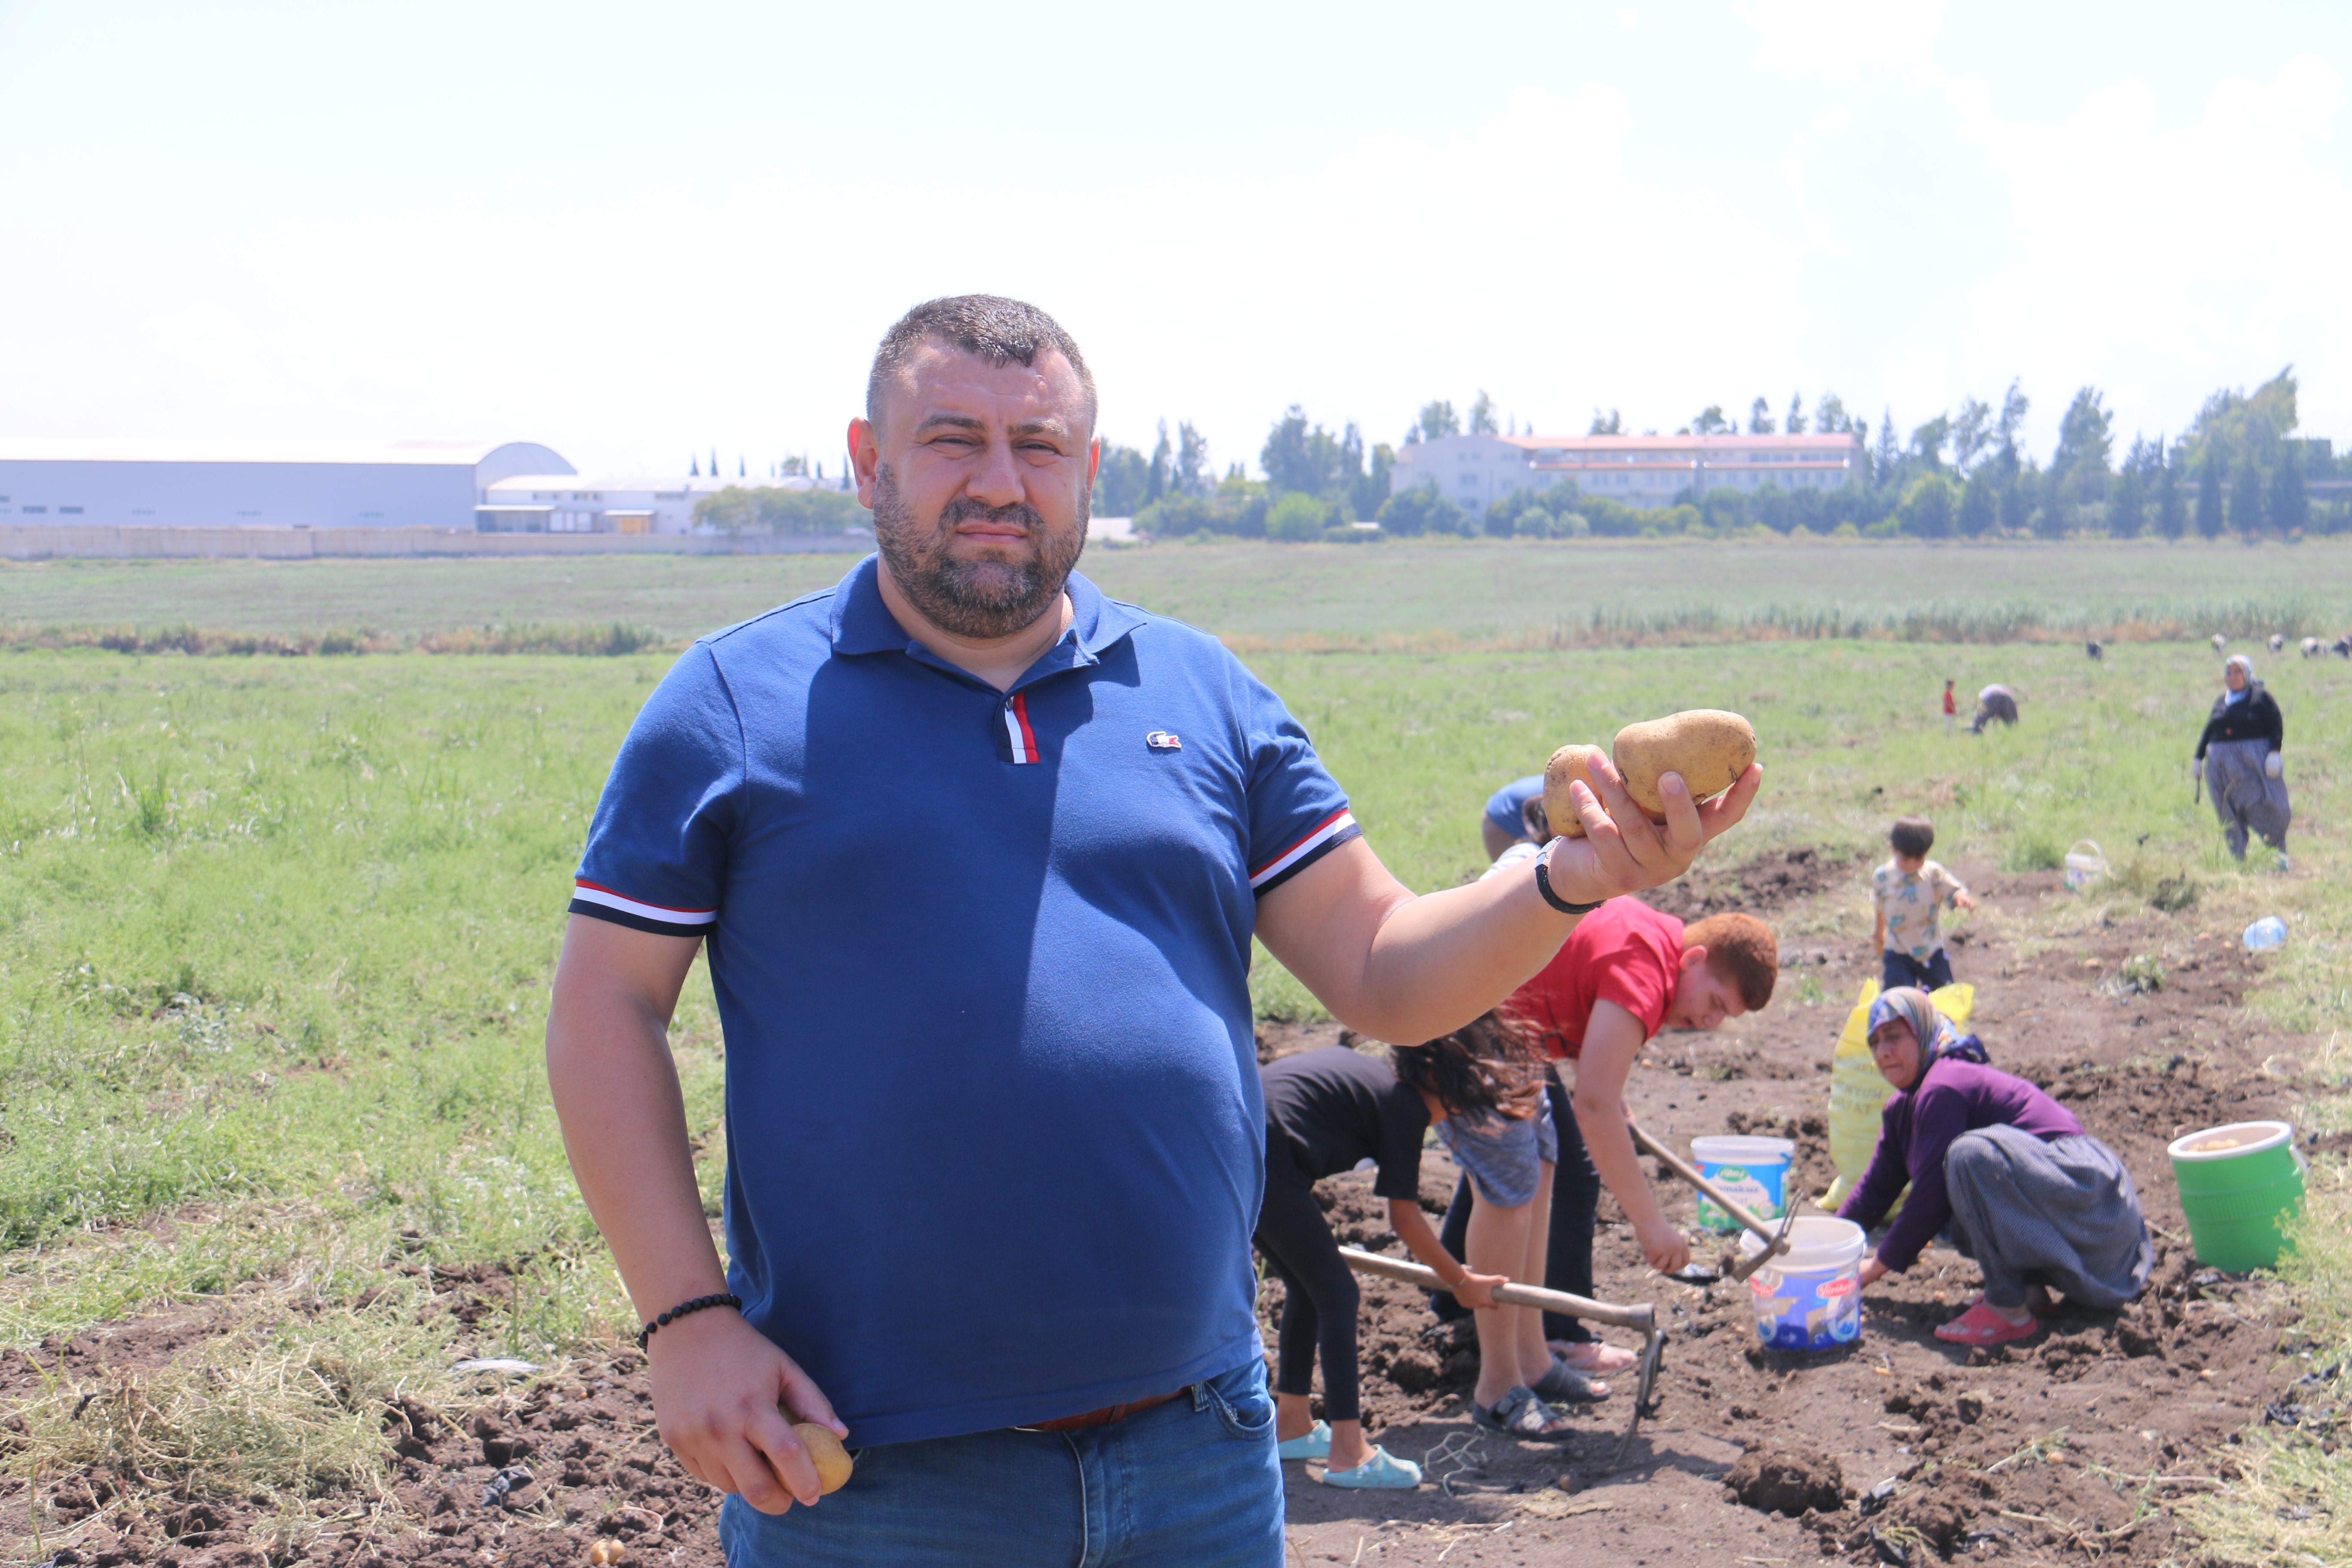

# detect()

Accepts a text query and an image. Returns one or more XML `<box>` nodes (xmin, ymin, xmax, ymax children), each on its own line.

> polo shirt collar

<box><xmin>828</xmin><ymin>554</ymin><xmax>1146</xmax><ymax>672</ymax></box>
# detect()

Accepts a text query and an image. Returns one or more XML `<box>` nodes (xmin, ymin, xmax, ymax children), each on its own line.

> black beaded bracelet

<box><xmin>637</xmin><ymin>1292</ymin><xmax>743</xmax><ymax>1350</ymax></box>
<box><xmin>1534</xmin><ymin>852</ymin><xmax>1605</xmax><ymax>916</ymax></box>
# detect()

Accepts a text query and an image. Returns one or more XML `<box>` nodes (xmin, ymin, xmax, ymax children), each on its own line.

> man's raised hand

<box><xmin>1544</xmin><ymin>748</ymin><xmax>1763</xmax><ymax>909</ymax></box>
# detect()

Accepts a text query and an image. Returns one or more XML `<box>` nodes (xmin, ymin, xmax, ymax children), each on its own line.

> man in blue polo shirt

<box><xmin>546</xmin><ymin>295</ymin><xmax>1758</xmax><ymax>1567</ymax></box>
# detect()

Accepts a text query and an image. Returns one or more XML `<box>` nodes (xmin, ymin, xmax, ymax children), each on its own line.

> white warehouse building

<box><xmin>472</xmin><ymin>472</ymin><xmax>850</xmax><ymax>534</ymax></box>
<box><xmin>478</xmin><ymin>475</ymin><xmax>716</xmax><ymax>535</ymax></box>
<box><xmin>0</xmin><ymin>440</ymin><xmax>575</xmax><ymax>531</ymax></box>
<box><xmin>1389</xmin><ymin>432</ymin><xmax>1862</xmax><ymax>515</ymax></box>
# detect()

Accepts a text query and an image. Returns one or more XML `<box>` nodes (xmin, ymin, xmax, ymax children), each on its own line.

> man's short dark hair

<box><xmin>866</xmin><ymin>295</ymin><xmax>1096</xmax><ymax>434</ymax></box>
<box><xmin>1890</xmin><ymin>815</ymin><xmax>1936</xmax><ymax>858</ymax></box>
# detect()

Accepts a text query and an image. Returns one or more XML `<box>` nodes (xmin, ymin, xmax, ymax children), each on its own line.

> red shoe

<box><xmin>1935</xmin><ymin>1301</ymin><xmax>2040</xmax><ymax>1346</ymax></box>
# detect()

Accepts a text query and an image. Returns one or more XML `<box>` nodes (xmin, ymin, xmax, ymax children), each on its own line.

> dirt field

<box><xmin>1269</xmin><ymin>857</ymin><xmax>2318</xmax><ymax>1566</ymax></box>
<box><xmin>1</xmin><ymin>857</ymin><xmax>2325</xmax><ymax>1566</ymax></box>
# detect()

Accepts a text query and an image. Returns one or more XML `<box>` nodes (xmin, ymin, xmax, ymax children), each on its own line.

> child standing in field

<box><xmin>1871</xmin><ymin>815</ymin><xmax>1976</xmax><ymax>991</ymax></box>
<box><xmin>1942</xmin><ymin>680</ymin><xmax>1957</xmax><ymax>733</ymax></box>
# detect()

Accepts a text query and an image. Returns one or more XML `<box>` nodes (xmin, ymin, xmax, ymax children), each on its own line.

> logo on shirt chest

<box><xmin>1145</xmin><ymin>730</ymin><xmax>1183</xmax><ymax>752</ymax></box>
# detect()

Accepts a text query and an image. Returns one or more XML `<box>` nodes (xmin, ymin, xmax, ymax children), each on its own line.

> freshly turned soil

<box><xmin>1723</xmin><ymin>1445</ymin><xmax>1846</xmax><ymax>1516</ymax></box>
<box><xmin>1272</xmin><ymin>863</ymin><xmax>2324</xmax><ymax>1565</ymax></box>
<box><xmin>1</xmin><ymin>862</ymin><xmax>2331</xmax><ymax>1565</ymax></box>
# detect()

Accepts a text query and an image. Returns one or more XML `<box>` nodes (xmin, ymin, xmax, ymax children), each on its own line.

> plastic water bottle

<box><xmin>2243</xmin><ymin>916</ymin><xmax>2288</xmax><ymax>952</ymax></box>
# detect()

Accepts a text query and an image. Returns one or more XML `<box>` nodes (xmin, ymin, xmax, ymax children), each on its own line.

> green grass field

<box><xmin>4</xmin><ymin>548</ymin><xmax>2348</xmax><ymax>1558</ymax></box>
<box><xmin>6</xmin><ymin>536</ymin><xmax>2351</xmax><ymax>646</ymax></box>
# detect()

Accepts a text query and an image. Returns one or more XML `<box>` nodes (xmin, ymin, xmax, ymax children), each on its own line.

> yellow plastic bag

<box><xmin>1819</xmin><ymin>980</ymin><xmax>1974</xmax><ymax>1210</ymax></box>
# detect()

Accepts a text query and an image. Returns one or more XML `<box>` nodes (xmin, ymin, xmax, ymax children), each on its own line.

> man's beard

<box><xmin>870</xmin><ymin>462</ymin><xmax>1087</xmax><ymax>640</ymax></box>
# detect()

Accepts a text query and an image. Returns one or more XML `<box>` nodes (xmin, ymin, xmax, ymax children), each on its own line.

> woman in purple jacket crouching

<box><xmin>1839</xmin><ymin>988</ymin><xmax>2153</xmax><ymax>1347</ymax></box>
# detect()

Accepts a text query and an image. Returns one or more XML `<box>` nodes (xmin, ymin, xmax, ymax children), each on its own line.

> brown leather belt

<box><xmin>1014</xmin><ymin>1387</ymin><xmax>1189</xmax><ymax>1433</ymax></box>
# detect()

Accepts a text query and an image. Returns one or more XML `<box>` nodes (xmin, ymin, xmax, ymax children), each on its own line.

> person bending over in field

<box><xmin>1842</xmin><ymin>989</ymin><xmax>2150</xmax><ymax>1346</ymax></box>
<box><xmin>1418</xmin><ymin>1012</ymin><xmax>1608</xmax><ymax>1438</ymax></box>
<box><xmin>1481</xmin><ymin>774</ymin><xmax>1547</xmax><ymax>861</ymax></box>
<box><xmin>1966</xmin><ymin>683</ymin><xmax>2018</xmax><ymax>734</ymax></box>
<box><xmin>1432</xmin><ymin>898</ymin><xmax>1777</xmax><ymax>1373</ymax></box>
<box><xmin>1256</xmin><ymin>1020</ymin><xmax>1574</xmax><ymax>1483</ymax></box>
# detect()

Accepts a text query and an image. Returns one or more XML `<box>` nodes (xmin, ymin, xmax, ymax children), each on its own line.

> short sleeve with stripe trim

<box><xmin>567</xmin><ymin>642</ymin><xmax>741</xmax><ymax>937</ymax></box>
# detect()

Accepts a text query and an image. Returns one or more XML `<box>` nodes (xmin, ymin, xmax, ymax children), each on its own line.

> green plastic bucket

<box><xmin>2167</xmin><ymin>1121</ymin><xmax>2305</xmax><ymax>1272</ymax></box>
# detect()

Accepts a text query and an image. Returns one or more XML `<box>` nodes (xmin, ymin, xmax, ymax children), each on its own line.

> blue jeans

<box><xmin>1880</xmin><ymin>947</ymin><xmax>1954</xmax><ymax>993</ymax></box>
<box><xmin>719</xmin><ymin>1359</ymin><xmax>1283</xmax><ymax>1567</ymax></box>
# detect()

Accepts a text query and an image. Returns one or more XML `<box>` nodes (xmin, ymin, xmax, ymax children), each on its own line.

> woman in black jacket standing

<box><xmin>2196</xmin><ymin>653</ymin><xmax>2290</xmax><ymax>864</ymax></box>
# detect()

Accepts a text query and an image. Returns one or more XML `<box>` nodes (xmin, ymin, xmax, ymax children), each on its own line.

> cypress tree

<box><xmin>2158</xmin><ymin>451</ymin><xmax>2185</xmax><ymax>539</ymax></box>
<box><xmin>2270</xmin><ymin>449</ymin><xmax>2308</xmax><ymax>536</ymax></box>
<box><xmin>2231</xmin><ymin>457</ymin><xmax>2266</xmax><ymax>537</ymax></box>
<box><xmin>2195</xmin><ymin>460</ymin><xmax>2223</xmax><ymax>539</ymax></box>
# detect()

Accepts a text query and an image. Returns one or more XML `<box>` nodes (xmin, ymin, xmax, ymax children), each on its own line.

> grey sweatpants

<box><xmin>2203</xmin><ymin>736</ymin><xmax>2290</xmax><ymax>859</ymax></box>
<box><xmin>1943</xmin><ymin>1125</ymin><xmax>2153</xmax><ymax>1310</ymax></box>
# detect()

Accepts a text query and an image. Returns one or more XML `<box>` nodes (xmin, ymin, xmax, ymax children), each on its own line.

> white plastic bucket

<box><xmin>1740</xmin><ymin>1216</ymin><xmax>1868</xmax><ymax>1351</ymax></box>
<box><xmin>1690</xmin><ymin>1135</ymin><xmax>1795</xmax><ymax>1234</ymax></box>
<box><xmin>2062</xmin><ymin>839</ymin><xmax>2108</xmax><ymax>891</ymax></box>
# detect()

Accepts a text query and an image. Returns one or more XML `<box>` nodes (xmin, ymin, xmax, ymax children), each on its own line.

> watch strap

<box><xmin>1534</xmin><ymin>846</ymin><xmax>1606</xmax><ymax>916</ymax></box>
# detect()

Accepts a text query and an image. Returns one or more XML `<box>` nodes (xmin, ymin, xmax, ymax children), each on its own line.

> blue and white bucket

<box><xmin>1690</xmin><ymin>1135</ymin><xmax>1795</xmax><ymax>1234</ymax></box>
<box><xmin>1740</xmin><ymin>1216</ymin><xmax>1868</xmax><ymax>1352</ymax></box>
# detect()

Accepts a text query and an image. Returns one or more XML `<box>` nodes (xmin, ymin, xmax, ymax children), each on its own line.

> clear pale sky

<box><xmin>0</xmin><ymin>1</ymin><xmax>2343</xmax><ymax>478</ymax></box>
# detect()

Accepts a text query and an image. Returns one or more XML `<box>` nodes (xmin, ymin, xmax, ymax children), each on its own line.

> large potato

<box><xmin>794</xmin><ymin>1422</ymin><xmax>854</xmax><ymax>1494</ymax></box>
<box><xmin>1611</xmin><ymin>710</ymin><xmax>1756</xmax><ymax>819</ymax></box>
<box><xmin>1542</xmin><ymin>744</ymin><xmax>1608</xmax><ymax>839</ymax></box>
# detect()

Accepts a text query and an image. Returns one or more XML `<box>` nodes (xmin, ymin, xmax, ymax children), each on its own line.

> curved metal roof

<box><xmin>0</xmin><ymin>439</ymin><xmax>574</xmax><ymax>473</ymax></box>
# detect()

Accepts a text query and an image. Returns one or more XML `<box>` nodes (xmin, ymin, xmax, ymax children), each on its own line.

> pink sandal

<box><xmin>1935</xmin><ymin>1301</ymin><xmax>2040</xmax><ymax>1346</ymax></box>
<box><xmin>1550</xmin><ymin>1340</ymin><xmax>1639</xmax><ymax>1375</ymax></box>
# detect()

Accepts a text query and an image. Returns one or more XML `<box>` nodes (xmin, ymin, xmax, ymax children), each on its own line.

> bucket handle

<box><xmin>2067</xmin><ymin>839</ymin><xmax>2105</xmax><ymax>862</ymax></box>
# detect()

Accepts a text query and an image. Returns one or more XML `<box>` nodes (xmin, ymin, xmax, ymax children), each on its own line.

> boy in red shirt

<box><xmin>1942</xmin><ymin>680</ymin><xmax>1957</xmax><ymax>732</ymax></box>
<box><xmin>1434</xmin><ymin>897</ymin><xmax>1779</xmax><ymax>1372</ymax></box>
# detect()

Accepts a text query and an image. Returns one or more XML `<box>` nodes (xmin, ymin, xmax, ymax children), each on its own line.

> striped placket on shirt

<box><xmin>997</xmin><ymin>690</ymin><xmax>1042</xmax><ymax>765</ymax></box>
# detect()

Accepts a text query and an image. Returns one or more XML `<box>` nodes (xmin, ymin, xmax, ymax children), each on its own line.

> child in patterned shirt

<box><xmin>1871</xmin><ymin>816</ymin><xmax>1976</xmax><ymax>991</ymax></box>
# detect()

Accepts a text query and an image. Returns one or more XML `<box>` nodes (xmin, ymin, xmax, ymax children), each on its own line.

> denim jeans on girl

<box><xmin>719</xmin><ymin>1358</ymin><xmax>1284</xmax><ymax>1567</ymax></box>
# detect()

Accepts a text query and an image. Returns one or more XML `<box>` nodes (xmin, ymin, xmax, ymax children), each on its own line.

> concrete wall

<box><xmin>0</xmin><ymin>524</ymin><xmax>873</xmax><ymax>560</ymax></box>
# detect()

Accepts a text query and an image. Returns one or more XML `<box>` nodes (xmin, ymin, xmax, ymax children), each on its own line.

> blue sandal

<box><xmin>1472</xmin><ymin>1385</ymin><xmax>1577</xmax><ymax>1442</ymax></box>
<box><xmin>1533</xmin><ymin>1355</ymin><xmax>1609</xmax><ymax>1405</ymax></box>
<box><xmin>1277</xmin><ymin>1420</ymin><xmax>1331</xmax><ymax>1461</ymax></box>
<box><xmin>1319</xmin><ymin>1446</ymin><xmax>1423</xmax><ymax>1489</ymax></box>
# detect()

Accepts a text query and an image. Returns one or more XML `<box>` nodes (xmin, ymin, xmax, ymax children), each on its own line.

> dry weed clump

<box><xmin>14</xmin><ymin>1297</ymin><xmax>471</xmax><ymax>1526</ymax></box>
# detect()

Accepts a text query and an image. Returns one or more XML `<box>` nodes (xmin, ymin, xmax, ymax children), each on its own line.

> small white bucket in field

<box><xmin>2062</xmin><ymin>839</ymin><xmax>2108</xmax><ymax>891</ymax></box>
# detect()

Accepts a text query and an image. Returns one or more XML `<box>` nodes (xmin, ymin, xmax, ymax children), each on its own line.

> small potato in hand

<box><xmin>794</xmin><ymin>1422</ymin><xmax>854</xmax><ymax>1495</ymax></box>
<box><xmin>1543</xmin><ymin>744</ymin><xmax>1608</xmax><ymax>839</ymax></box>
<box><xmin>1610</xmin><ymin>711</ymin><xmax>1757</xmax><ymax>819</ymax></box>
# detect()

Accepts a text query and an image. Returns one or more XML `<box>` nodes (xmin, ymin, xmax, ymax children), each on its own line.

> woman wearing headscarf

<box><xmin>1838</xmin><ymin>989</ymin><xmax>2152</xmax><ymax>1347</ymax></box>
<box><xmin>2196</xmin><ymin>653</ymin><xmax>2290</xmax><ymax>864</ymax></box>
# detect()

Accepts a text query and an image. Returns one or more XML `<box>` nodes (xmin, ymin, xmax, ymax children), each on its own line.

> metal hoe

<box><xmin>1335</xmin><ymin>1246</ymin><xmax>1666</xmax><ymax>1466</ymax></box>
<box><xmin>1628</xmin><ymin>1122</ymin><xmax>1798</xmax><ymax>1285</ymax></box>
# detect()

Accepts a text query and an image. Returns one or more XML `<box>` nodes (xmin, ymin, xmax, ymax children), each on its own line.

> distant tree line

<box><xmin>1093</xmin><ymin>409</ymin><xmax>1399</xmax><ymax>543</ymax></box>
<box><xmin>1104</xmin><ymin>366</ymin><xmax>2343</xmax><ymax>544</ymax></box>
<box><xmin>694</xmin><ymin>486</ymin><xmax>872</xmax><ymax>534</ymax></box>
<box><xmin>710</xmin><ymin>367</ymin><xmax>2340</xmax><ymax>545</ymax></box>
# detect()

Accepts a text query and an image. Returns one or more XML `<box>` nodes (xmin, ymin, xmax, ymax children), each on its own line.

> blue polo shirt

<box><xmin>570</xmin><ymin>556</ymin><xmax>1358</xmax><ymax>1447</ymax></box>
